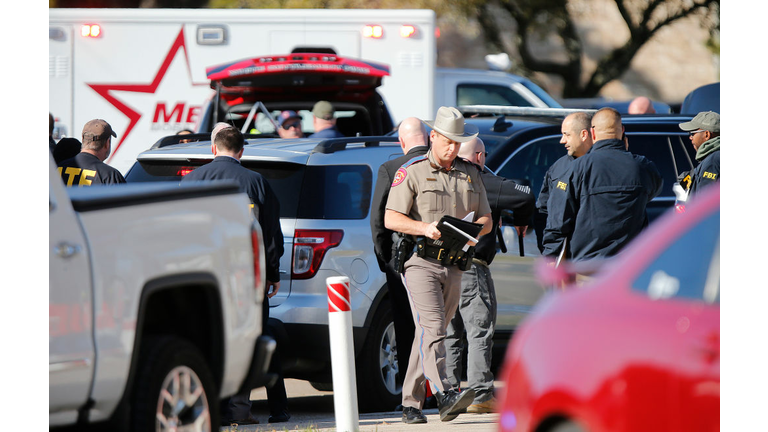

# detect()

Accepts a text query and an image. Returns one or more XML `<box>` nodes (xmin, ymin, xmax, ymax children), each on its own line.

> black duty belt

<box><xmin>419</xmin><ymin>242</ymin><xmax>456</xmax><ymax>262</ymax></box>
<box><xmin>415</xmin><ymin>237</ymin><xmax>474</xmax><ymax>271</ymax></box>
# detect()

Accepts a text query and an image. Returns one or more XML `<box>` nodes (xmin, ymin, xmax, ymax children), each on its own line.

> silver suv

<box><xmin>125</xmin><ymin>135</ymin><xmax>405</xmax><ymax>412</ymax></box>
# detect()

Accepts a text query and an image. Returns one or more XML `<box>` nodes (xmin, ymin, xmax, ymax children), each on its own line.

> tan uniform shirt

<box><xmin>386</xmin><ymin>151</ymin><xmax>491</xmax><ymax>224</ymax></box>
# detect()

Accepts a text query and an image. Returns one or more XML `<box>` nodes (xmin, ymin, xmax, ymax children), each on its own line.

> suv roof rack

<box><xmin>459</xmin><ymin>105</ymin><xmax>597</xmax><ymax>117</ymax></box>
<box><xmin>150</xmin><ymin>132</ymin><xmax>276</xmax><ymax>149</ymax></box>
<box><xmin>312</xmin><ymin>136</ymin><xmax>398</xmax><ymax>154</ymax></box>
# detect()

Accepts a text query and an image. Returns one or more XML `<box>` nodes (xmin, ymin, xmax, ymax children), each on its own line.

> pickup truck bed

<box><xmin>49</xmin><ymin>157</ymin><xmax>275</xmax><ymax>430</ymax></box>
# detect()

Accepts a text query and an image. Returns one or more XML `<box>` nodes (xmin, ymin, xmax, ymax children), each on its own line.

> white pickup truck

<box><xmin>48</xmin><ymin>156</ymin><xmax>275</xmax><ymax>431</ymax></box>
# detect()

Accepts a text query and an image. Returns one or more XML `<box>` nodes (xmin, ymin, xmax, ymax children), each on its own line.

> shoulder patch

<box><xmin>392</xmin><ymin>168</ymin><xmax>407</xmax><ymax>187</ymax></box>
<box><xmin>556</xmin><ymin>181</ymin><xmax>568</xmax><ymax>191</ymax></box>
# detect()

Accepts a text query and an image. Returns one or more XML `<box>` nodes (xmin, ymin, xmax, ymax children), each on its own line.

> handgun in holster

<box><xmin>455</xmin><ymin>246</ymin><xmax>475</xmax><ymax>271</ymax></box>
<box><xmin>392</xmin><ymin>232</ymin><xmax>415</xmax><ymax>274</ymax></box>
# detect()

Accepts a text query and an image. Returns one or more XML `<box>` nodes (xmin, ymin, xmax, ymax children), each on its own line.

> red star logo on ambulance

<box><xmin>86</xmin><ymin>28</ymin><xmax>211</xmax><ymax>174</ymax></box>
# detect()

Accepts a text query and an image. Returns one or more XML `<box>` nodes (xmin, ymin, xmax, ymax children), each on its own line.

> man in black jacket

<box><xmin>182</xmin><ymin>125</ymin><xmax>289</xmax><ymax>425</ymax></box>
<box><xmin>543</xmin><ymin>108</ymin><xmax>662</xmax><ymax>261</ymax></box>
<box><xmin>58</xmin><ymin>119</ymin><xmax>126</xmax><ymax>186</ymax></box>
<box><xmin>444</xmin><ymin>137</ymin><xmax>535</xmax><ymax>413</ymax></box>
<box><xmin>370</xmin><ymin>117</ymin><xmax>429</xmax><ymax>401</ymax></box>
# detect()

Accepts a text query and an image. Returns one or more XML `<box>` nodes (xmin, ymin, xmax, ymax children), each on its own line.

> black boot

<box><xmin>402</xmin><ymin>407</ymin><xmax>428</xmax><ymax>424</ymax></box>
<box><xmin>436</xmin><ymin>388</ymin><xmax>475</xmax><ymax>422</ymax></box>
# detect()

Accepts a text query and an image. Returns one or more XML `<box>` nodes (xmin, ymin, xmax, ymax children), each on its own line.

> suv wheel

<box><xmin>357</xmin><ymin>304</ymin><xmax>401</xmax><ymax>412</ymax></box>
<box><xmin>132</xmin><ymin>336</ymin><xmax>219</xmax><ymax>431</ymax></box>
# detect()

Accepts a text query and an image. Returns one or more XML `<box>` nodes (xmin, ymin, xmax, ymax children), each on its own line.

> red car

<box><xmin>498</xmin><ymin>184</ymin><xmax>720</xmax><ymax>432</ymax></box>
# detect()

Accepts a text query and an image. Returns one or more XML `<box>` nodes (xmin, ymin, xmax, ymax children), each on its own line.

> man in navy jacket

<box><xmin>182</xmin><ymin>125</ymin><xmax>289</xmax><ymax>425</ymax></box>
<box><xmin>535</xmin><ymin>111</ymin><xmax>593</xmax><ymax>255</ymax></box>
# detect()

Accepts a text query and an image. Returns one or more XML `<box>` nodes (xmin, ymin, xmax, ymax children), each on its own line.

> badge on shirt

<box><xmin>392</xmin><ymin>168</ymin><xmax>407</xmax><ymax>187</ymax></box>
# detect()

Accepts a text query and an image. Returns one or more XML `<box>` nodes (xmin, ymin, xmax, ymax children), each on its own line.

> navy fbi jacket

<box><xmin>690</xmin><ymin>150</ymin><xmax>720</xmax><ymax>196</ymax></box>
<box><xmin>182</xmin><ymin>156</ymin><xmax>284</xmax><ymax>283</ymax></box>
<box><xmin>535</xmin><ymin>154</ymin><xmax>575</xmax><ymax>254</ymax></box>
<box><xmin>542</xmin><ymin>138</ymin><xmax>662</xmax><ymax>261</ymax></box>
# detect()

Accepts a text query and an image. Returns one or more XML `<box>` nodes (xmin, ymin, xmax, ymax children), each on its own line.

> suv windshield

<box><xmin>126</xmin><ymin>160</ymin><xmax>372</xmax><ymax>220</ymax></box>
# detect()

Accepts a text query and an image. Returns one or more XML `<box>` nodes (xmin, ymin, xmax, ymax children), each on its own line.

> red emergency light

<box><xmin>363</xmin><ymin>25</ymin><xmax>383</xmax><ymax>38</ymax></box>
<box><xmin>176</xmin><ymin>167</ymin><xmax>196</xmax><ymax>177</ymax></box>
<box><xmin>81</xmin><ymin>24</ymin><xmax>102</xmax><ymax>38</ymax></box>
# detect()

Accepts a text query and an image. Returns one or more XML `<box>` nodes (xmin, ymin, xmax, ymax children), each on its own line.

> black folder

<box><xmin>436</xmin><ymin>215</ymin><xmax>484</xmax><ymax>243</ymax></box>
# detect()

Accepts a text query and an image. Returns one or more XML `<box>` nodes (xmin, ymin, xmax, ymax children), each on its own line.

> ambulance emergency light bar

<box><xmin>363</xmin><ymin>24</ymin><xmax>419</xmax><ymax>38</ymax></box>
<box><xmin>81</xmin><ymin>22</ymin><xmax>418</xmax><ymax>40</ymax></box>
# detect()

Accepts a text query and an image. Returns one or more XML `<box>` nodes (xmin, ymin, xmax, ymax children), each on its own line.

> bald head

<box><xmin>397</xmin><ymin>117</ymin><xmax>428</xmax><ymax>154</ymax></box>
<box><xmin>458</xmin><ymin>137</ymin><xmax>485</xmax><ymax>168</ymax></box>
<box><xmin>628</xmin><ymin>96</ymin><xmax>655</xmax><ymax>114</ymax></box>
<box><xmin>591</xmin><ymin>108</ymin><xmax>624</xmax><ymax>141</ymax></box>
<box><xmin>211</xmin><ymin>122</ymin><xmax>232</xmax><ymax>143</ymax></box>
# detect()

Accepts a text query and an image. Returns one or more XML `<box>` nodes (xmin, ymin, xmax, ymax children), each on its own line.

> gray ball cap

<box><xmin>423</xmin><ymin>106</ymin><xmax>479</xmax><ymax>143</ymax></box>
<box><xmin>312</xmin><ymin>101</ymin><xmax>335</xmax><ymax>120</ymax></box>
<box><xmin>82</xmin><ymin>119</ymin><xmax>117</xmax><ymax>143</ymax></box>
<box><xmin>679</xmin><ymin>111</ymin><xmax>720</xmax><ymax>133</ymax></box>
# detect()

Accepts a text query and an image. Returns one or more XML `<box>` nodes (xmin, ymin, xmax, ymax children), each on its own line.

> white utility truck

<box><xmin>49</xmin><ymin>8</ymin><xmax>560</xmax><ymax>174</ymax></box>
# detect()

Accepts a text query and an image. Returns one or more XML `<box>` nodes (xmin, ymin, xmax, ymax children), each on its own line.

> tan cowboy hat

<box><xmin>423</xmin><ymin>106</ymin><xmax>479</xmax><ymax>143</ymax></box>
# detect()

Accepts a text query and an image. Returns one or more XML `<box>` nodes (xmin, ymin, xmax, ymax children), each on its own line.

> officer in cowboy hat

<box><xmin>384</xmin><ymin>106</ymin><xmax>492</xmax><ymax>424</ymax></box>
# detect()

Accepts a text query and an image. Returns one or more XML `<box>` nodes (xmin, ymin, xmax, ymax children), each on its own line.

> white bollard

<box><xmin>327</xmin><ymin>276</ymin><xmax>359</xmax><ymax>432</ymax></box>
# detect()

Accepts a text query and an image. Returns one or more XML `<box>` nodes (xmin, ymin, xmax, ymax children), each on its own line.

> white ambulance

<box><xmin>49</xmin><ymin>8</ymin><xmax>437</xmax><ymax>174</ymax></box>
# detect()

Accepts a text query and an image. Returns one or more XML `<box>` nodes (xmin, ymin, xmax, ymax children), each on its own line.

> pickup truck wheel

<box><xmin>132</xmin><ymin>336</ymin><xmax>219</xmax><ymax>432</ymax></box>
<box><xmin>357</xmin><ymin>305</ymin><xmax>401</xmax><ymax>412</ymax></box>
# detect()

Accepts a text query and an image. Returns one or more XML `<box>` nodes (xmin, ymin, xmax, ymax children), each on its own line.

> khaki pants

<box><xmin>400</xmin><ymin>255</ymin><xmax>463</xmax><ymax>409</ymax></box>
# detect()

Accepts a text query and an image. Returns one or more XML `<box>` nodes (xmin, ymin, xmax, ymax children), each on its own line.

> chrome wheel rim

<box><xmin>379</xmin><ymin>321</ymin><xmax>401</xmax><ymax>395</ymax></box>
<box><xmin>156</xmin><ymin>365</ymin><xmax>211</xmax><ymax>432</ymax></box>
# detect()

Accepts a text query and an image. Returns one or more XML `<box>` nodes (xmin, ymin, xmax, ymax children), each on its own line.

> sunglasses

<box><xmin>476</xmin><ymin>151</ymin><xmax>488</xmax><ymax>157</ymax></box>
<box><xmin>282</xmin><ymin>122</ymin><xmax>301</xmax><ymax>130</ymax></box>
<box><xmin>688</xmin><ymin>130</ymin><xmax>706</xmax><ymax>137</ymax></box>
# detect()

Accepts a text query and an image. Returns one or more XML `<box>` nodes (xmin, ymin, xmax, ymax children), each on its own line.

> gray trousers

<box><xmin>445</xmin><ymin>262</ymin><xmax>496</xmax><ymax>403</ymax></box>
<box><xmin>401</xmin><ymin>255</ymin><xmax>463</xmax><ymax>409</ymax></box>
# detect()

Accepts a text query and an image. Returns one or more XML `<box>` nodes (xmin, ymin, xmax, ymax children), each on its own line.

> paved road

<box><xmin>219</xmin><ymin>379</ymin><xmax>499</xmax><ymax>432</ymax></box>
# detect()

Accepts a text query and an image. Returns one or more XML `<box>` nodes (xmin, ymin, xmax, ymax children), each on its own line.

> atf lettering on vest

<box><xmin>703</xmin><ymin>171</ymin><xmax>718</xmax><ymax>180</ymax></box>
<box><xmin>556</xmin><ymin>181</ymin><xmax>568</xmax><ymax>191</ymax></box>
<box><xmin>58</xmin><ymin>167</ymin><xmax>96</xmax><ymax>186</ymax></box>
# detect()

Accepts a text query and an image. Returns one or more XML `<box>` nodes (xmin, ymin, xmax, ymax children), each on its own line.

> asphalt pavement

<box><xmin>219</xmin><ymin>379</ymin><xmax>500</xmax><ymax>432</ymax></box>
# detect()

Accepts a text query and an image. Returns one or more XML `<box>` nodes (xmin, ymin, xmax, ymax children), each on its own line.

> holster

<box><xmin>392</xmin><ymin>233</ymin><xmax>415</xmax><ymax>274</ymax></box>
<box><xmin>455</xmin><ymin>246</ymin><xmax>475</xmax><ymax>271</ymax></box>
